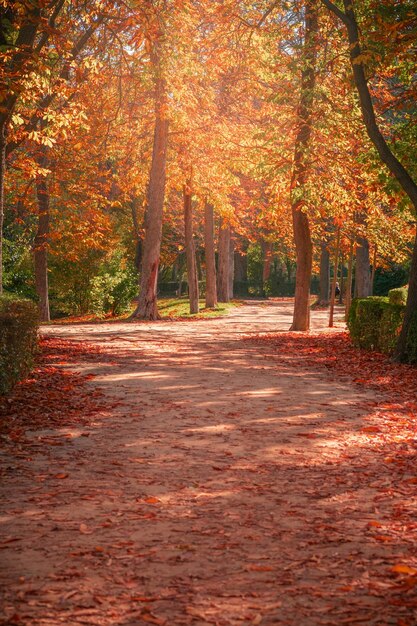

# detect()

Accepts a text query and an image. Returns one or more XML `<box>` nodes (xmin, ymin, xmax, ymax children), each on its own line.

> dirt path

<box><xmin>1</xmin><ymin>301</ymin><xmax>415</xmax><ymax>625</ymax></box>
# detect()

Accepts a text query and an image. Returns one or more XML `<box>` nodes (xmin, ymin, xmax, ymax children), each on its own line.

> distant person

<box><xmin>335</xmin><ymin>281</ymin><xmax>340</xmax><ymax>297</ymax></box>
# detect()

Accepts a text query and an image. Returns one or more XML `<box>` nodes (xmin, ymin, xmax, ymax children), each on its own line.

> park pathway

<box><xmin>1</xmin><ymin>301</ymin><xmax>415</xmax><ymax>625</ymax></box>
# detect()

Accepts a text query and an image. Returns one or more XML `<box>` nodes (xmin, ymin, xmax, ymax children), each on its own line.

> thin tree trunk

<box><xmin>262</xmin><ymin>240</ymin><xmax>273</xmax><ymax>297</ymax></box>
<box><xmin>204</xmin><ymin>201</ymin><xmax>217</xmax><ymax>308</ymax></box>
<box><xmin>329</xmin><ymin>226</ymin><xmax>341</xmax><ymax>327</ymax></box>
<box><xmin>291</xmin><ymin>0</ymin><xmax>318</xmax><ymax>331</ymax></box>
<box><xmin>345</xmin><ymin>240</ymin><xmax>354</xmax><ymax>321</ymax></box>
<box><xmin>229</xmin><ymin>232</ymin><xmax>234</xmax><ymax>299</ymax></box>
<box><xmin>34</xmin><ymin>145</ymin><xmax>50</xmax><ymax>321</ymax></box>
<box><xmin>183</xmin><ymin>177</ymin><xmax>199</xmax><ymax>314</ymax></box>
<box><xmin>318</xmin><ymin>241</ymin><xmax>330</xmax><ymax>305</ymax></box>
<box><xmin>321</xmin><ymin>0</ymin><xmax>417</xmax><ymax>360</ymax></box>
<box><xmin>217</xmin><ymin>220</ymin><xmax>230</xmax><ymax>303</ymax></box>
<box><xmin>355</xmin><ymin>236</ymin><xmax>371</xmax><ymax>298</ymax></box>
<box><xmin>370</xmin><ymin>246</ymin><xmax>377</xmax><ymax>295</ymax></box>
<box><xmin>196</xmin><ymin>250</ymin><xmax>203</xmax><ymax>282</ymax></box>
<box><xmin>339</xmin><ymin>253</ymin><xmax>345</xmax><ymax>303</ymax></box>
<box><xmin>130</xmin><ymin>44</ymin><xmax>168</xmax><ymax>320</ymax></box>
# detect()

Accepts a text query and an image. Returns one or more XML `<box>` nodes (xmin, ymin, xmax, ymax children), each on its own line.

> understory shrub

<box><xmin>0</xmin><ymin>296</ymin><xmax>39</xmax><ymax>395</ymax></box>
<box><xmin>90</xmin><ymin>263</ymin><xmax>137</xmax><ymax>317</ymax></box>
<box><xmin>348</xmin><ymin>296</ymin><xmax>417</xmax><ymax>363</ymax></box>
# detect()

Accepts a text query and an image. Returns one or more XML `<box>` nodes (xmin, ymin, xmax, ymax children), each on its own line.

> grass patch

<box><xmin>47</xmin><ymin>298</ymin><xmax>239</xmax><ymax>324</ymax></box>
<box><xmin>156</xmin><ymin>298</ymin><xmax>238</xmax><ymax>319</ymax></box>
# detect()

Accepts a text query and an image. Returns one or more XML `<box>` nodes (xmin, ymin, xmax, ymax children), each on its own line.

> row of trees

<box><xmin>1</xmin><ymin>0</ymin><xmax>416</xmax><ymax>359</ymax></box>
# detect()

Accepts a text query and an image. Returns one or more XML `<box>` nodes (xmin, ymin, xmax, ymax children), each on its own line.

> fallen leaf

<box><xmin>391</xmin><ymin>564</ymin><xmax>417</xmax><ymax>576</ymax></box>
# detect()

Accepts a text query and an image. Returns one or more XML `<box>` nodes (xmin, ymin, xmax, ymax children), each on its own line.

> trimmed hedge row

<box><xmin>388</xmin><ymin>286</ymin><xmax>408</xmax><ymax>306</ymax></box>
<box><xmin>347</xmin><ymin>294</ymin><xmax>417</xmax><ymax>363</ymax></box>
<box><xmin>0</xmin><ymin>296</ymin><xmax>39</xmax><ymax>395</ymax></box>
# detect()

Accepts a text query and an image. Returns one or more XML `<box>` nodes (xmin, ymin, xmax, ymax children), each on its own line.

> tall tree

<box><xmin>217</xmin><ymin>220</ymin><xmax>231</xmax><ymax>303</ymax></box>
<box><xmin>131</xmin><ymin>16</ymin><xmax>168</xmax><ymax>320</ymax></box>
<box><xmin>321</xmin><ymin>0</ymin><xmax>417</xmax><ymax>359</ymax></box>
<box><xmin>0</xmin><ymin>1</ymin><xmax>46</xmax><ymax>293</ymax></box>
<box><xmin>291</xmin><ymin>0</ymin><xmax>319</xmax><ymax>330</ymax></box>
<box><xmin>183</xmin><ymin>175</ymin><xmax>199</xmax><ymax>314</ymax></box>
<box><xmin>204</xmin><ymin>201</ymin><xmax>217</xmax><ymax>308</ymax></box>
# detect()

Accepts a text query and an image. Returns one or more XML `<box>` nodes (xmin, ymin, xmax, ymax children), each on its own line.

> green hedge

<box><xmin>348</xmin><ymin>297</ymin><xmax>388</xmax><ymax>350</ymax></box>
<box><xmin>348</xmin><ymin>296</ymin><xmax>417</xmax><ymax>363</ymax></box>
<box><xmin>0</xmin><ymin>296</ymin><xmax>39</xmax><ymax>395</ymax></box>
<box><xmin>388</xmin><ymin>286</ymin><xmax>408</xmax><ymax>306</ymax></box>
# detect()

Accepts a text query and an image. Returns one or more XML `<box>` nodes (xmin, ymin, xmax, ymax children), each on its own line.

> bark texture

<box><xmin>355</xmin><ymin>236</ymin><xmax>372</xmax><ymax>298</ymax></box>
<box><xmin>183</xmin><ymin>180</ymin><xmax>199</xmax><ymax>314</ymax></box>
<box><xmin>204</xmin><ymin>202</ymin><xmax>217</xmax><ymax>308</ymax></box>
<box><xmin>217</xmin><ymin>221</ymin><xmax>231</xmax><ymax>303</ymax></box>
<box><xmin>234</xmin><ymin>250</ymin><xmax>248</xmax><ymax>283</ymax></box>
<box><xmin>290</xmin><ymin>0</ymin><xmax>318</xmax><ymax>330</ymax></box>
<box><xmin>131</xmin><ymin>42</ymin><xmax>168</xmax><ymax>320</ymax></box>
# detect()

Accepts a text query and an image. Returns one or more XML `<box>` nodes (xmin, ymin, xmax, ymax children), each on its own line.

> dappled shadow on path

<box><xmin>1</xmin><ymin>308</ymin><xmax>417</xmax><ymax>626</ymax></box>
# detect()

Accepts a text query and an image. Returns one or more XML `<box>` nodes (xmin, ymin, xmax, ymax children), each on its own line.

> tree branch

<box><xmin>320</xmin><ymin>0</ymin><xmax>351</xmax><ymax>27</ymax></box>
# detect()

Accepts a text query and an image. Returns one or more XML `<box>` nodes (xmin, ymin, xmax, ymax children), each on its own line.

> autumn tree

<box><xmin>321</xmin><ymin>0</ymin><xmax>417</xmax><ymax>360</ymax></box>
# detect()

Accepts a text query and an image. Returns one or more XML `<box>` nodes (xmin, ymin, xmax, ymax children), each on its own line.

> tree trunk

<box><xmin>130</xmin><ymin>45</ymin><xmax>168</xmax><ymax>320</ymax></box>
<box><xmin>290</xmin><ymin>0</ymin><xmax>318</xmax><ymax>330</ymax></box>
<box><xmin>321</xmin><ymin>0</ymin><xmax>417</xmax><ymax>360</ymax></box>
<box><xmin>355</xmin><ymin>236</ymin><xmax>371</xmax><ymax>298</ymax></box>
<box><xmin>217</xmin><ymin>220</ymin><xmax>230</xmax><ymax>303</ymax></box>
<box><xmin>34</xmin><ymin>146</ymin><xmax>50</xmax><ymax>322</ymax></box>
<box><xmin>339</xmin><ymin>253</ymin><xmax>345</xmax><ymax>304</ymax></box>
<box><xmin>262</xmin><ymin>240</ymin><xmax>273</xmax><ymax>297</ymax></box>
<box><xmin>204</xmin><ymin>201</ymin><xmax>217</xmax><ymax>308</ymax></box>
<box><xmin>329</xmin><ymin>226</ymin><xmax>341</xmax><ymax>327</ymax></box>
<box><xmin>318</xmin><ymin>241</ymin><xmax>330</xmax><ymax>305</ymax></box>
<box><xmin>229</xmin><ymin>232</ymin><xmax>234</xmax><ymax>299</ymax></box>
<box><xmin>345</xmin><ymin>240</ymin><xmax>354</xmax><ymax>321</ymax></box>
<box><xmin>183</xmin><ymin>178</ymin><xmax>199</xmax><ymax>314</ymax></box>
<box><xmin>234</xmin><ymin>249</ymin><xmax>248</xmax><ymax>282</ymax></box>
<box><xmin>196</xmin><ymin>250</ymin><xmax>203</xmax><ymax>282</ymax></box>
<box><xmin>370</xmin><ymin>246</ymin><xmax>377</xmax><ymax>295</ymax></box>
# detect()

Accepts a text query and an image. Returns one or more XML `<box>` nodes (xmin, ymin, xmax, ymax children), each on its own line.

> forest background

<box><xmin>1</xmin><ymin>0</ymin><xmax>416</xmax><ymax>358</ymax></box>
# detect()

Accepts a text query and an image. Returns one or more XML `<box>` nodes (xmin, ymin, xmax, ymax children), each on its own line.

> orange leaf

<box><xmin>391</xmin><ymin>564</ymin><xmax>417</xmax><ymax>576</ymax></box>
<box><xmin>144</xmin><ymin>497</ymin><xmax>161</xmax><ymax>504</ymax></box>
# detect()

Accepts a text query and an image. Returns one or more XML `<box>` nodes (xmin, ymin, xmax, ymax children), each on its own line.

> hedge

<box><xmin>0</xmin><ymin>296</ymin><xmax>39</xmax><ymax>395</ymax></box>
<box><xmin>348</xmin><ymin>296</ymin><xmax>417</xmax><ymax>363</ymax></box>
<box><xmin>348</xmin><ymin>297</ymin><xmax>388</xmax><ymax>350</ymax></box>
<box><xmin>388</xmin><ymin>286</ymin><xmax>408</xmax><ymax>306</ymax></box>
